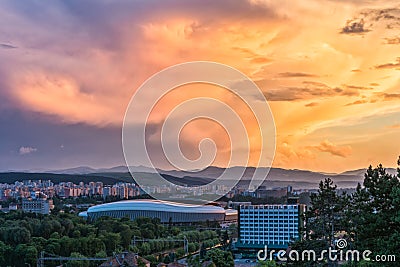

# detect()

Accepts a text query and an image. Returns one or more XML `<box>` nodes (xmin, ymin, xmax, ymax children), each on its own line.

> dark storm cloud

<box><xmin>0</xmin><ymin>110</ymin><xmax>124</xmax><ymax>171</ymax></box>
<box><xmin>0</xmin><ymin>0</ymin><xmax>279</xmax><ymax>99</ymax></box>
<box><xmin>0</xmin><ymin>0</ymin><xmax>279</xmax><ymax>79</ymax></box>
<box><xmin>0</xmin><ymin>0</ymin><xmax>138</xmax><ymax>52</ymax></box>
<box><xmin>0</xmin><ymin>68</ymin><xmax>14</xmax><ymax>111</ymax></box>
<box><xmin>0</xmin><ymin>0</ymin><xmax>282</xmax><ymax>170</ymax></box>
<box><xmin>2</xmin><ymin>0</ymin><xmax>276</xmax><ymax>33</ymax></box>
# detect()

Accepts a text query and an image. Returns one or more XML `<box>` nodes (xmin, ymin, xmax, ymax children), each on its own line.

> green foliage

<box><xmin>291</xmin><ymin>157</ymin><xmax>400</xmax><ymax>267</ymax></box>
<box><xmin>0</xmin><ymin>226</ymin><xmax>31</xmax><ymax>245</ymax></box>
<box><xmin>306</xmin><ymin>178</ymin><xmax>349</xmax><ymax>243</ymax></box>
<box><xmin>188</xmin><ymin>242</ymin><xmax>199</xmax><ymax>253</ymax></box>
<box><xmin>292</xmin><ymin>177</ymin><xmax>350</xmax><ymax>266</ymax></box>
<box><xmin>15</xmin><ymin>244</ymin><xmax>38</xmax><ymax>266</ymax></box>
<box><xmin>205</xmin><ymin>249</ymin><xmax>234</xmax><ymax>267</ymax></box>
<box><xmin>138</xmin><ymin>257</ymin><xmax>147</xmax><ymax>267</ymax></box>
<box><xmin>200</xmin><ymin>242</ymin><xmax>207</xmax><ymax>259</ymax></box>
<box><xmin>0</xmin><ymin>241</ymin><xmax>12</xmax><ymax>266</ymax></box>
<box><xmin>68</xmin><ymin>252</ymin><xmax>90</xmax><ymax>267</ymax></box>
<box><xmin>256</xmin><ymin>260</ymin><xmax>277</xmax><ymax>267</ymax></box>
<box><xmin>188</xmin><ymin>255</ymin><xmax>202</xmax><ymax>267</ymax></box>
<box><xmin>0</xmin><ymin>209</ymin><xmax>221</xmax><ymax>264</ymax></box>
<box><xmin>176</xmin><ymin>247</ymin><xmax>185</xmax><ymax>258</ymax></box>
<box><xmin>144</xmin><ymin>255</ymin><xmax>158</xmax><ymax>267</ymax></box>
<box><xmin>348</xmin><ymin>161</ymin><xmax>400</xmax><ymax>266</ymax></box>
<box><xmin>141</xmin><ymin>242</ymin><xmax>151</xmax><ymax>255</ymax></box>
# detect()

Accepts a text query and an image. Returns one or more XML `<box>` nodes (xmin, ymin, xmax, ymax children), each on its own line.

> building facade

<box><xmin>22</xmin><ymin>198</ymin><xmax>53</xmax><ymax>215</ymax></box>
<box><xmin>238</xmin><ymin>204</ymin><xmax>305</xmax><ymax>249</ymax></box>
<box><xmin>80</xmin><ymin>199</ymin><xmax>238</xmax><ymax>224</ymax></box>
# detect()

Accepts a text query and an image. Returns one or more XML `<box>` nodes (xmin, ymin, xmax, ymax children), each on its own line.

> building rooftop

<box><xmin>87</xmin><ymin>199</ymin><xmax>228</xmax><ymax>214</ymax></box>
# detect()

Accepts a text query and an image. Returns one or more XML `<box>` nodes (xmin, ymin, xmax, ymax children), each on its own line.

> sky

<box><xmin>0</xmin><ymin>0</ymin><xmax>399</xmax><ymax>173</ymax></box>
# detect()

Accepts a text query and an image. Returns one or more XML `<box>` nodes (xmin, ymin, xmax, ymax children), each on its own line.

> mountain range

<box><xmin>1</xmin><ymin>165</ymin><xmax>397</xmax><ymax>189</ymax></box>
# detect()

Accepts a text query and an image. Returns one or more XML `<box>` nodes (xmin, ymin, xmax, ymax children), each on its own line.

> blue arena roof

<box><xmin>87</xmin><ymin>199</ymin><xmax>234</xmax><ymax>214</ymax></box>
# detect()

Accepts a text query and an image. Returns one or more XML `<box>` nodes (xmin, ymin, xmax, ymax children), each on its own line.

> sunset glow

<box><xmin>0</xmin><ymin>0</ymin><xmax>399</xmax><ymax>172</ymax></box>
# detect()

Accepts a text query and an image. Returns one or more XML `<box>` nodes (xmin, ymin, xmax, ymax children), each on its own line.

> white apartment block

<box><xmin>238</xmin><ymin>204</ymin><xmax>305</xmax><ymax>249</ymax></box>
<box><xmin>22</xmin><ymin>198</ymin><xmax>53</xmax><ymax>215</ymax></box>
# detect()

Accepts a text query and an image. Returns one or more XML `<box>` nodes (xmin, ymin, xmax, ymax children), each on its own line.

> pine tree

<box><xmin>307</xmin><ymin>178</ymin><xmax>348</xmax><ymax>245</ymax></box>
<box><xmin>291</xmin><ymin>178</ymin><xmax>349</xmax><ymax>266</ymax></box>
<box><xmin>349</xmin><ymin>159</ymin><xmax>400</xmax><ymax>266</ymax></box>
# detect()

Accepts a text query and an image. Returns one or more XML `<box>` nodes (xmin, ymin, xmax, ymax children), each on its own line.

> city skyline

<box><xmin>0</xmin><ymin>0</ymin><xmax>400</xmax><ymax>173</ymax></box>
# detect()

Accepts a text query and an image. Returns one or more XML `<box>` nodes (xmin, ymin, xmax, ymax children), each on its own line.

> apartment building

<box><xmin>238</xmin><ymin>204</ymin><xmax>305</xmax><ymax>249</ymax></box>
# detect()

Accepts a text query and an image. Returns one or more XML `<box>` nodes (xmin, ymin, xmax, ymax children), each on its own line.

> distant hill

<box><xmin>340</xmin><ymin>168</ymin><xmax>397</xmax><ymax>176</ymax></box>
<box><xmin>40</xmin><ymin>165</ymin><xmax>152</xmax><ymax>174</ymax></box>
<box><xmin>0</xmin><ymin>172</ymin><xmax>132</xmax><ymax>185</ymax></box>
<box><xmin>0</xmin><ymin>171</ymin><xmax>212</xmax><ymax>187</ymax></box>
<box><xmin>160</xmin><ymin>166</ymin><xmax>366</xmax><ymax>185</ymax></box>
<box><xmin>1</xmin><ymin>166</ymin><xmax>397</xmax><ymax>189</ymax></box>
<box><xmin>45</xmin><ymin>166</ymin><xmax>98</xmax><ymax>174</ymax></box>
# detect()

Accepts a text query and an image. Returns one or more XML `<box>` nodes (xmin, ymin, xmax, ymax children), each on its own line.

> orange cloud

<box><xmin>386</xmin><ymin>123</ymin><xmax>400</xmax><ymax>129</ymax></box>
<box><xmin>375</xmin><ymin>57</ymin><xmax>400</xmax><ymax>69</ymax></box>
<box><xmin>278</xmin><ymin>142</ymin><xmax>315</xmax><ymax>161</ymax></box>
<box><xmin>12</xmin><ymin>72</ymin><xmax>123</xmax><ymax>126</ymax></box>
<box><xmin>305</xmin><ymin>102</ymin><xmax>319</xmax><ymax>107</ymax></box>
<box><xmin>311</xmin><ymin>140</ymin><xmax>352</xmax><ymax>158</ymax></box>
<box><xmin>1</xmin><ymin>0</ymin><xmax>400</xmax><ymax>172</ymax></box>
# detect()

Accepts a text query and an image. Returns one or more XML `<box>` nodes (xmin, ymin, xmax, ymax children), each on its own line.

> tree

<box><xmin>188</xmin><ymin>242</ymin><xmax>197</xmax><ymax>253</ymax></box>
<box><xmin>199</xmin><ymin>242</ymin><xmax>207</xmax><ymax>259</ymax></box>
<box><xmin>140</xmin><ymin>242</ymin><xmax>151</xmax><ymax>256</ymax></box>
<box><xmin>292</xmin><ymin>157</ymin><xmax>400</xmax><ymax>267</ymax></box>
<box><xmin>163</xmin><ymin>254</ymin><xmax>171</xmax><ymax>264</ymax></box>
<box><xmin>0</xmin><ymin>226</ymin><xmax>31</xmax><ymax>245</ymax></box>
<box><xmin>291</xmin><ymin>178</ymin><xmax>349</xmax><ymax>266</ymax></box>
<box><xmin>138</xmin><ymin>257</ymin><xmax>147</xmax><ymax>267</ymax></box>
<box><xmin>100</xmin><ymin>232</ymin><xmax>121</xmax><ymax>255</ymax></box>
<box><xmin>144</xmin><ymin>255</ymin><xmax>157</xmax><ymax>267</ymax></box>
<box><xmin>188</xmin><ymin>255</ymin><xmax>201</xmax><ymax>267</ymax></box>
<box><xmin>307</xmin><ymin>178</ymin><xmax>349</xmax><ymax>243</ymax></box>
<box><xmin>67</xmin><ymin>252</ymin><xmax>89</xmax><ymax>267</ymax></box>
<box><xmin>348</xmin><ymin>159</ymin><xmax>400</xmax><ymax>266</ymax></box>
<box><xmin>14</xmin><ymin>244</ymin><xmax>38</xmax><ymax>267</ymax></box>
<box><xmin>174</xmin><ymin>247</ymin><xmax>184</xmax><ymax>258</ymax></box>
<box><xmin>221</xmin><ymin>230</ymin><xmax>229</xmax><ymax>247</ymax></box>
<box><xmin>257</xmin><ymin>260</ymin><xmax>277</xmax><ymax>267</ymax></box>
<box><xmin>205</xmin><ymin>249</ymin><xmax>234</xmax><ymax>267</ymax></box>
<box><xmin>170</xmin><ymin>227</ymin><xmax>180</xmax><ymax>236</ymax></box>
<box><xmin>0</xmin><ymin>241</ymin><xmax>12</xmax><ymax>266</ymax></box>
<box><xmin>0</xmin><ymin>197</ymin><xmax>222</xmax><ymax>263</ymax></box>
<box><xmin>120</xmin><ymin>228</ymin><xmax>133</xmax><ymax>249</ymax></box>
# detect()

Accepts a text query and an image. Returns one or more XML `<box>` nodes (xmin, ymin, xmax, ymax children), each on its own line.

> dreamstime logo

<box><xmin>257</xmin><ymin>239</ymin><xmax>396</xmax><ymax>263</ymax></box>
<box><xmin>122</xmin><ymin>61</ymin><xmax>276</xmax><ymax>204</ymax></box>
<box><xmin>336</xmin><ymin>238</ymin><xmax>347</xmax><ymax>249</ymax></box>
